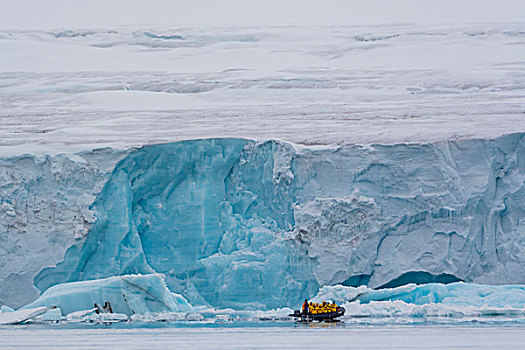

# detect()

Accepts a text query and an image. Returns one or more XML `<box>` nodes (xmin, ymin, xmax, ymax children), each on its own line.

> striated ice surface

<box><xmin>24</xmin><ymin>134</ymin><xmax>525</xmax><ymax>310</ymax></box>
<box><xmin>0</xmin><ymin>149</ymin><xmax>128</xmax><ymax>308</ymax></box>
<box><xmin>23</xmin><ymin>274</ymin><xmax>192</xmax><ymax>316</ymax></box>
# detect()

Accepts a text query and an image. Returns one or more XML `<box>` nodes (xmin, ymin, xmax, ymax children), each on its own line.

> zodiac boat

<box><xmin>289</xmin><ymin>306</ymin><xmax>345</xmax><ymax>322</ymax></box>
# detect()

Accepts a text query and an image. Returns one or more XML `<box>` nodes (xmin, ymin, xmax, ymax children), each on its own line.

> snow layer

<box><xmin>23</xmin><ymin>274</ymin><xmax>192</xmax><ymax>316</ymax></box>
<box><xmin>1</xmin><ymin>22</ymin><xmax>525</xmax><ymax>156</ymax></box>
<box><xmin>27</xmin><ymin>135</ymin><xmax>525</xmax><ymax>310</ymax></box>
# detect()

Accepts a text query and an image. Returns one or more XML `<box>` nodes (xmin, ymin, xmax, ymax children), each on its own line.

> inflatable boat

<box><xmin>289</xmin><ymin>306</ymin><xmax>345</xmax><ymax>322</ymax></box>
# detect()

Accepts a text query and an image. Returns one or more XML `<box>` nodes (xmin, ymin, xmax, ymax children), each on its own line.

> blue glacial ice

<box><xmin>2</xmin><ymin>134</ymin><xmax>525</xmax><ymax>310</ymax></box>
<box><xmin>312</xmin><ymin>283</ymin><xmax>525</xmax><ymax>319</ymax></box>
<box><xmin>1</xmin><ymin>305</ymin><xmax>15</xmax><ymax>313</ymax></box>
<box><xmin>0</xmin><ymin>149</ymin><xmax>128</xmax><ymax>308</ymax></box>
<box><xmin>31</xmin><ymin>135</ymin><xmax>525</xmax><ymax>310</ymax></box>
<box><xmin>34</xmin><ymin>139</ymin><xmax>318</xmax><ymax>310</ymax></box>
<box><xmin>313</xmin><ymin>282</ymin><xmax>525</xmax><ymax>308</ymax></box>
<box><xmin>11</xmin><ymin>277</ymin><xmax>525</xmax><ymax>321</ymax></box>
<box><xmin>23</xmin><ymin>274</ymin><xmax>192</xmax><ymax>316</ymax></box>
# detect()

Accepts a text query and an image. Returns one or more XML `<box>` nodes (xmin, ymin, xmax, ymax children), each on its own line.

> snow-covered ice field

<box><xmin>1</xmin><ymin>325</ymin><xmax>524</xmax><ymax>350</ymax></box>
<box><xmin>1</xmin><ymin>2</ymin><xmax>524</xmax><ymax>156</ymax></box>
<box><xmin>1</xmin><ymin>1</ymin><xmax>525</xmax><ymax>348</ymax></box>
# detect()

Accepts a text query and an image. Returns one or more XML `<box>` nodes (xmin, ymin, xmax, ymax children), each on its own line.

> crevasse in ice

<box><xmin>29</xmin><ymin>134</ymin><xmax>525</xmax><ymax>310</ymax></box>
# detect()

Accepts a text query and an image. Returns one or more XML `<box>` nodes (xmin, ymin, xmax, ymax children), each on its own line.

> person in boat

<box><xmin>302</xmin><ymin>299</ymin><xmax>309</xmax><ymax>315</ymax></box>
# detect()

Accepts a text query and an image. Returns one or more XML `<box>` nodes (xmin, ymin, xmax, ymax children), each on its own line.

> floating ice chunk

<box><xmin>0</xmin><ymin>307</ymin><xmax>48</xmax><ymax>325</ymax></box>
<box><xmin>341</xmin><ymin>299</ymin><xmax>525</xmax><ymax>320</ymax></box>
<box><xmin>65</xmin><ymin>308</ymin><xmax>97</xmax><ymax>321</ymax></box>
<box><xmin>311</xmin><ymin>284</ymin><xmax>370</xmax><ymax>304</ymax></box>
<box><xmin>1</xmin><ymin>305</ymin><xmax>14</xmax><ymax>313</ymax></box>
<box><xmin>130</xmin><ymin>312</ymin><xmax>186</xmax><ymax>322</ymax></box>
<box><xmin>83</xmin><ymin>312</ymin><xmax>129</xmax><ymax>323</ymax></box>
<box><xmin>313</xmin><ymin>282</ymin><xmax>525</xmax><ymax>308</ymax></box>
<box><xmin>23</xmin><ymin>274</ymin><xmax>193</xmax><ymax>316</ymax></box>
<box><xmin>38</xmin><ymin>307</ymin><xmax>62</xmax><ymax>322</ymax></box>
<box><xmin>186</xmin><ymin>313</ymin><xmax>204</xmax><ymax>321</ymax></box>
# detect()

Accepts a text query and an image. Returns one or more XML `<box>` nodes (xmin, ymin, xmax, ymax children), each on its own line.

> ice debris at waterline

<box><xmin>312</xmin><ymin>283</ymin><xmax>525</xmax><ymax>318</ymax></box>
<box><xmin>27</xmin><ymin>134</ymin><xmax>525</xmax><ymax>311</ymax></box>
<box><xmin>22</xmin><ymin>274</ymin><xmax>192</xmax><ymax>316</ymax></box>
<box><xmin>3</xmin><ymin>281</ymin><xmax>524</xmax><ymax>324</ymax></box>
<box><xmin>0</xmin><ymin>307</ymin><xmax>49</xmax><ymax>325</ymax></box>
<box><xmin>313</xmin><ymin>283</ymin><xmax>525</xmax><ymax>308</ymax></box>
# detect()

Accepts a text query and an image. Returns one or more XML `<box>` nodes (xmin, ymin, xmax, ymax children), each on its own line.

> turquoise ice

<box><xmin>313</xmin><ymin>282</ymin><xmax>525</xmax><ymax>309</ymax></box>
<box><xmin>29</xmin><ymin>134</ymin><xmax>525</xmax><ymax>310</ymax></box>
<box><xmin>23</xmin><ymin>274</ymin><xmax>192</xmax><ymax>316</ymax></box>
<box><xmin>35</xmin><ymin>139</ymin><xmax>317</xmax><ymax>309</ymax></box>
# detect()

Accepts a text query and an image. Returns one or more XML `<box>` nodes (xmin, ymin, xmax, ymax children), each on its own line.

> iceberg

<box><xmin>38</xmin><ymin>307</ymin><xmax>62</xmax><ymax>322</ymax></box>
<box><xmin>312</xmin><ymin>282</ymin><xmax>525</xmax><ymax>308</ymax></box>
<box><xmin>311</xmin><ymin>283</ymin><xmax>525</xmax><ymax>319</ymax></box>
<box><xmin>1</xmin><ymin>305</ymin><xmax>15</xmax><ymax>313</ymax></box>
<box><xmin>23</xmin><ymin>274</ymin><xmax>192</xmax><ymax>316</ymax></box>
<box><xmin>0</xmin><ymin>307</ymin><xmax>48</xmax><ymax>325</ymax></box>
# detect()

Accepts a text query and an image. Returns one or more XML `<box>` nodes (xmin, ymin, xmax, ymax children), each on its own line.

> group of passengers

<box><xmin>301</xmin><ymin>299</ymin><xmax>338</xmax><ymax>315</ymax></box>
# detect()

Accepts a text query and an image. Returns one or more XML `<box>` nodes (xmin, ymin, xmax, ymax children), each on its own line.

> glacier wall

<box><xmin>0</xmin><ymin>149</ymin><xmax>127</xmax><ymax>308</ymax></box>
<box><xmin>34</xmin><ymin>139</ymin><xmax>318</xmax><ymax>310</ymax></box>
<box><xmin>2</xmin><ymin>134</ymin><xmax>525</xmax><ymax>310</ymax></box>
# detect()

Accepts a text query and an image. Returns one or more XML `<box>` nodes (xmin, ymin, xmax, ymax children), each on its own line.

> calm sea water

<box><xmin>1</xmin><ymin>322</ymin><xmax>524</xmax><ymax>349</ymax></box>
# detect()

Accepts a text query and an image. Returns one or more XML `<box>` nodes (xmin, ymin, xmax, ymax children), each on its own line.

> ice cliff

<box><xmin>0</xmin><ymin>149</ymin><xmax>127</xmax><ymax>308</ymax></box>
<box><xmin>2</xmin><ymin>134</ymin><xmax>525</xmax><ymax>310</ymax></box>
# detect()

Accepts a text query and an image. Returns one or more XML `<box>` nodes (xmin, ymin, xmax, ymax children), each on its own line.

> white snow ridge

<box><xmin>1</xmin><ymin>23</ymin><xmax>524</xmax><ymax>156</ymax></box>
